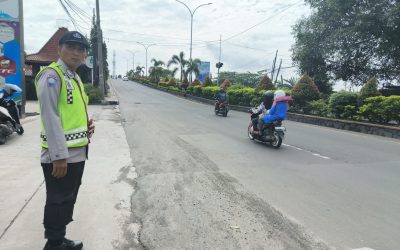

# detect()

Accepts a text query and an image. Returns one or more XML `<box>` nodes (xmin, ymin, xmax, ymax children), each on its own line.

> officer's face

<box><xmin>58</xmin><ymin>42</ymin><xmax>87</xmax><ymax>71</ymax></box>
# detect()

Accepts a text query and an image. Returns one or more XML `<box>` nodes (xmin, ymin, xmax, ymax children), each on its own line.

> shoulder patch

<box><xmin>47</xmin><ymin>75</ymin><xmax>58</xmax><ymax>87</ymax></box>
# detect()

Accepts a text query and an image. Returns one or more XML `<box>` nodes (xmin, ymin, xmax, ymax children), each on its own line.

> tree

<box><xmin>359</xmin><ymin>76</ymin><xmax>381</xmax><ymax>103</ymax></box>
<box><xmin>256</xmin><ymin>75</ymin><xmax>275</xmax><ymax>91</ymax></box>
<box><xmin>134</xmin><ymin>66</ymin><xmax>144</xmax><ymax>77</ymax></box>
<box><xmin>167</xmin><ymin>51</ymin><xmax>187</xmax><ymax>83</ymax></box>
<box><xmin>149</xmin><ymin>59</ymin><xmax>165</xmax><ymax>83</ymax></box>
<box><xmin>291</xmin><ymin>74</ymin><xmax>320</xmax><ymax>107</ymax></box>
<box><xmin>184</xmin><ymin>59</ymin><xmax>201</xmax><ymax>83</ymax></box>
<box><xmin>292</xmin><ymin>0</ymin><xmax>400</xmax><ymax>88</ymax></box>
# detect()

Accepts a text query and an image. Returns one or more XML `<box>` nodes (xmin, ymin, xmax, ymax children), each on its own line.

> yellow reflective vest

<box><xmin>35</xmin><ymin>62</ymin><xmax>89</xmax><ymax>148</ymax></box>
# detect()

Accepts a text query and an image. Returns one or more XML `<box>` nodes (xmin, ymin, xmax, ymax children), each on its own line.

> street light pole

<box><xmin>127</xmin><ymin>50</ymin><xmax>139</xmax><ymax>72</ymax></box>
<box><xmin>175</xmin><ymin>0</ymin><xmax>212</xmax><ymax>81</ymax></box>
<box><xmin>137</xmin><ymin>42</ymin><xmax>156</xmax><ymax>77</ymax></box>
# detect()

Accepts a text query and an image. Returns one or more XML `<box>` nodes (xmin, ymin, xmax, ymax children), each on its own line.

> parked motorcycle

<box><xmin>214</xmin><ymin>100</ymin><xmax>229</xmax><ymax>117</ymax></box>
<box><xmin>0</xmin><ymin>84</ymin><xmax>24</xmax><ymax>145</ymax></box>
<box><xmin>247</xmin><ymin>108</ymin><xmax>285</xmax><ymax>149</ymax></box>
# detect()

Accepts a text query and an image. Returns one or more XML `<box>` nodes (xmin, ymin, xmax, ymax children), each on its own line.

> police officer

<box><xmin>35</xmin><ymin>31</ymin><xmax>95</xmax><ymax>250</ymax></box>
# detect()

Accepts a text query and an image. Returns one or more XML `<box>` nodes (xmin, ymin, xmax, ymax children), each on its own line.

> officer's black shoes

<box><xmin>63</xmin><ymin>238</ymin><xmax>83</xmax><ymax>249</ymax></box>
<box><xmin>43</xmin><ymin>238</ymin><xmax>83</xmax><ymax>250</ymax></box>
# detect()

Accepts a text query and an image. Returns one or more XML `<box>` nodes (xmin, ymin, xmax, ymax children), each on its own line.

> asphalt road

<box><xmin>113</xmin><ymin>79</ymin><xmax>400</xmax><ymax>250</ymax></box>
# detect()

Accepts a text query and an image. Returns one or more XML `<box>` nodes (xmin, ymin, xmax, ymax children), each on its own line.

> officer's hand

<box><xmin>88</xmin><ymin>118</ymin><xmax>95</xmax><ymax>139</ymax></box>
<box><xmin>52</xmin><ymin>159</ymin><xmax>68</xmax><ymax>178</ymax></box>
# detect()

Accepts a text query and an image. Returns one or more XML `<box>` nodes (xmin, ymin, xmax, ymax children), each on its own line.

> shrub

<box><xmin>342</xmin><ymin>105</ymin><xmax>358</xmax><ymax>119</ymax></box>
<box><xmin>83</xmin><ymin>84</ymin><xmax>103</xmax><ymax>104</ymax></box>
<box><xmin>382</xmin><ymin>96</ymin><xmax>400</xmax><ymax>124</ymax></box>
<box><xmin>168</xmin><ymin>78</ymin><xmax>177</xmax><ymax>87</ymax></box>
<box><xmin>329</xmin><ymin>91</ymin><xmax>358</xmax><ymax>118</ymax></box>
<box><xmin>291</xmin><ymin>74</ymin><xmax>320</xmax><ymax>107</ymax></box>
<box><xmin>190</xmin><ymin>79</ymin><xmax>201</xmax><ymax>87</ymax></box>
<box><xmin>220</xmin><ymin>79</ymin><xmax>231</xmax><ymax>89</ymax></box>
<box><xmin>359</xmin><ymin>76</ymin><xmax>381</xmax><ymax>104</ymax></box>
<box><xmin>227</xmin><ymin>87</ymin><xmax>257</xmax><ymax>106</ymax></box>
<box><xmin>203</xmin><ymin>76</ymin><xmax>214</xmax><ymax>87</ymax></box>
<box><xmin>308</xmin><ymin>99</ymin><xmax>329</xmax><ymax>117</ymax></box>
<box><xmin>359</xmin><ymin>96</ymin><xmax>387</xmax><ymax>123</ymax></box>
<box><xmin>256</xmin><ymin>75</ymin><xmax>275</xmax><ymax>91</ymax></box>
<box><xmin>192</xmin><ymin>85</ymin><xmax>202</xmax><ymax>96</ymax></box>
<box><xmin>202</xmin><ymin>86</ymin><xmax>220</xmax><ymax>99</ymax></box>
<box><xmin>360</xmin><ymin>95</ymin><xmax>400</xmax><ymax>124</ymax></box>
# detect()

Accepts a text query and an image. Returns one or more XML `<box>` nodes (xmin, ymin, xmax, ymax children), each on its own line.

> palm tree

<box><xmin>149</xmin><ymin>59</ymin><xmax>165</xmax><ymax>83</ymax></box>
<box><xmin>151</xmin><ymin>59</ymin><xmax>165</xmax><ymax>67</ymax></box>
<box><xmin>167</xmin><ymin>51</ymin><xmax>187</xmax><ymax>83</ymax></box>
<box><xmin>184</xmin><ymin>58</ymin><xmax>201</xmax><ymax>83</ymax></box>
<box><xmin>135</xmin><ymin>66</ymin><xmax>145</xmax><ymax>77</ymax></box>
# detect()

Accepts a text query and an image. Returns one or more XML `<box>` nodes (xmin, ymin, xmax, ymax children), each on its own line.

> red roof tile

<box><xmin>26</xmin><ymin>27</ymin><xmax>68</xmax><ymax>64</ymax></box>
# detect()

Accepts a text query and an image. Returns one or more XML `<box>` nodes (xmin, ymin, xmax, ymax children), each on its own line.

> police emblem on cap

<box><xmin>72</xmin><ymin>32</ymin><xmax>82</xmax><ymax>39</ymax></box>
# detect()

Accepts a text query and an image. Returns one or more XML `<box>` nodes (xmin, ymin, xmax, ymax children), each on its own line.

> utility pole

<box><xmin>271</xmin><ymin>50</ymin><xmax>278</xmax><ymax>83</ymax></box>
<box><xmin>92</xmin><ymin>9</ymin><xmax>98</xmax><ymax>86</ymax></box>
<box><xmin>96</xmin><ymin>0</ymin><xmax>105</xmax><ymax>96</ymax></box>
<box><xmin>217</xmin><ymin>34</ymin><xmax>221</xmax><ymax>86</ymax></box>
<box><xmin>274</xmin><ymin>59</ymin><xmax>282</xmax><ymax>86</ymax></box>
<box><xmin>19</xmin><ymin>0</ymin><xmax>26</xmax><ymax>116</ymax></box>
<box><xmin>112</xmin><ymin>50</ymin><xmax>116</xmax><ymax>78</ymax></box>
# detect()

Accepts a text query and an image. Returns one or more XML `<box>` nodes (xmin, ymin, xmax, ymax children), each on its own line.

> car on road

<box><xmin>122</xmin><ymin>76</ymin><xmax>128</xmax><ymax>81</ymax></box>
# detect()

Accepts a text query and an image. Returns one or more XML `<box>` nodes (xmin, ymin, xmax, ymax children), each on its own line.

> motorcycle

<box><xmin>0</xmin><ymin>84</ymin><xmax>24</xmax><ymax>145</ymax></box>
<box><xmin>247</xmin><ymin>108</ymin><xmax>285</xmax><ymax>149</ymax></box>
<box><xmin>214</xmin><ymin>100</ymin><xmax>229</xmax><ymax>117</ymax></box>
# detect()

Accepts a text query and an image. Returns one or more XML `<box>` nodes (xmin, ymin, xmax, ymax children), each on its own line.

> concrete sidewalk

<box><xmin>0</xmin><ymin>92</ymin><xmax>137</xmax><ymax>249</ymax></box>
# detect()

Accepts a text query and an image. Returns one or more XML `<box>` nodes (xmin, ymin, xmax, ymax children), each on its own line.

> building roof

<box><xmin>26</xmin><ymin>27</ymin><xmax>68</xmax><ymax>64</ymax></box>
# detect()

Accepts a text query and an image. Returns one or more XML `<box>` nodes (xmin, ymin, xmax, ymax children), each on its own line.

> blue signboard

<box><xmin>0</xmin><ymin>0</ymin><xmax>22</xmax><ymax>104</ymax></box>
<box><xmin>197</xmin><ymin>61</ymin><xmax>210</xmax><ymax>83</ymax></box>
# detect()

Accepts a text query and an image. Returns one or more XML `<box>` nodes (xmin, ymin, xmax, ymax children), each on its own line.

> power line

<box><xmin>65</xmin><ymin>0</ymin><xmax>91</xmax><ymax>19</ymax></box>
<box><xmin>58</xmin><ymin>0</ymin><xmax>81</xmax><ymax>32</ymax></box>
<box><xmin>223</xmin><ymin>1</ymin><xmax>302</xmax><ymax>42</ymax></box>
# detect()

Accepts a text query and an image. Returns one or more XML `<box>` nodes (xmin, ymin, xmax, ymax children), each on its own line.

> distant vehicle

<box><xmin>122</xmin><ymin>76</ymin><xmax>128</xmax><ymax>81</ymax></box>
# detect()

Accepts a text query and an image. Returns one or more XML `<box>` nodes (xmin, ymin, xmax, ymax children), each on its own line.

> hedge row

<box><xmin>135</xmin><ymin>79</ymin><xmax>400</xmax><ymax>125</ymax></box>
<box><xmin>308</xmin><ymin>94</ymin><xmax>400</xmax><ymax>124</ymax></box>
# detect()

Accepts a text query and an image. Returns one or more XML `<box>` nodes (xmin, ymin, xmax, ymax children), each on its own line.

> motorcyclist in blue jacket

<box><xmin>254</xmin><ymin>90</ymin><xmax>292</xmax><ymax>135</ymax></box>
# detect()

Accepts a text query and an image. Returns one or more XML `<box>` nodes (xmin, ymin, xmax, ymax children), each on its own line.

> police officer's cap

<box><xmin>59</xmin><ymin>31</ymin><xmax>90</xmax><ymax>49</ymax></box>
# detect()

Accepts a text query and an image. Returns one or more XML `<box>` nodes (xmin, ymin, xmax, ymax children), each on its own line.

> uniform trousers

<box><xmin>41</xmin><ymin>161</ymin><xmax>85</xmax><ymax>240</ymax></box>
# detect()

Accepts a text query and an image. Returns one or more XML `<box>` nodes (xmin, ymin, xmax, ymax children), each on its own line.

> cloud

<box><xmin>23</xmin><ymin>0</ymin><xmax>310</xmax><ymax>78</ymax></box>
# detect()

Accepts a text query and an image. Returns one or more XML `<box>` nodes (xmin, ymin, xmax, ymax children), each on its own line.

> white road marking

<box><xmin>283</xmin><ymin>143</ymin><xmax>331</xmax><ymax>160</ymax></box>
<box><xmin>352</xmin><ymin>248</ymin><xmax>375</xmax><ymax>250</ymax></box>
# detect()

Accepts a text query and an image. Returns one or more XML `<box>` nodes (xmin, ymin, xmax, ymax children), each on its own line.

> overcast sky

<box><xmin>23</xmin><ymin>0</ymin><xmax>311</xmax><ymax>80</ymax></box>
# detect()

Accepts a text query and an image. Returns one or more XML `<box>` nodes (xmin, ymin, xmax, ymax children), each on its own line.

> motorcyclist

<box><xmin>214</xmin><ymin>86</ymin><xmax>228</xmax><ymax>110</ymax></box>
<box><xmin>0</xmin><ymin>85</ymin><xmax>21</xmax><ymax>126</ymax></box>
<box><xmin>251</xmin><ymin>91</ymin><xmax>274</xmax><ymax>132</ymax></box>
<box><xmin>254</xmin><ymin>90</ymin><xmax>292</xmax><ymax>135</ymax></box>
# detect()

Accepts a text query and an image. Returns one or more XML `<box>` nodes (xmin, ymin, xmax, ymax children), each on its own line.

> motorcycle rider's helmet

<box><xmin>274</xmin><ymin>90</ymin><xmax>286</xmax><ymax>99</ymax></box>
<box><xmin>263</xmin><ymin>91</ymin><xmax>274</xmax><ymax>109</ymax></box>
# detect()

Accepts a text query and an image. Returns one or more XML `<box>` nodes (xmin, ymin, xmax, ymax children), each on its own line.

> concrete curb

<box><xmin>137</xmin><ymin>81</ymin><xmax>400</xmax><ymax>139</ymax></box>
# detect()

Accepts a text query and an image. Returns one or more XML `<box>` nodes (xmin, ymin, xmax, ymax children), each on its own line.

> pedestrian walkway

<box><xmin>0</xmin><ymin>87</ymin><xmax>136</xmax><ymax>249</ymax></box>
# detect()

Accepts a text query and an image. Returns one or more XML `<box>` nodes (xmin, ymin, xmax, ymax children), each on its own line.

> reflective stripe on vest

<box><xmin>35</xmin><ymin>62</ymin><xmax>89</xmax><ymax>148</ymax></box>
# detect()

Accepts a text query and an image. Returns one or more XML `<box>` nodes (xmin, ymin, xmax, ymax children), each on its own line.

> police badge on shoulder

<box><xmin>47</xmin><ymin>75</ymin><xmax>58</xmax><ymax>87</ymax></box>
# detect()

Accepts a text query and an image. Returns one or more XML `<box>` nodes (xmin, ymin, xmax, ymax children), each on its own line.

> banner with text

<box><xmin>0</xmin><ymin>0</ymin><xmax>22</xmax><ymax>104</ymax></box>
